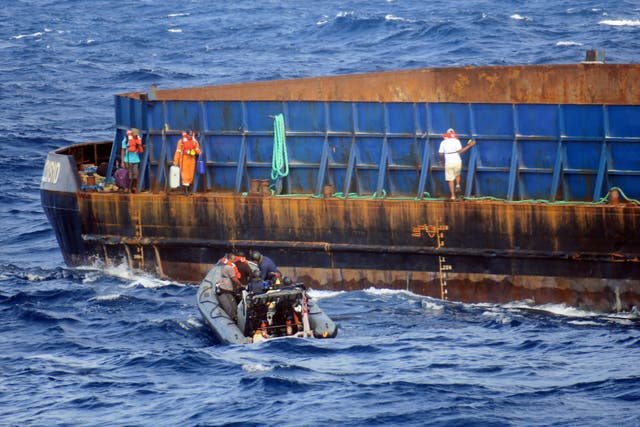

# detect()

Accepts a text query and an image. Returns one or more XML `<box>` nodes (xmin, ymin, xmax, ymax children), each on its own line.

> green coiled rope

<box><xmin>271</xmin><ymin>114</ymin><xmax>289</xmax><ymax>181</ymax></box>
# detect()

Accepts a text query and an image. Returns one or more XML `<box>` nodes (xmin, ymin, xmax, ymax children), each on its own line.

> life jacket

<box><xmin>182</xmin><ymin>136</ymin><xmax>197</xmax><ymax>153</ymax></box>
<box><xmin>127</xmin><ymin>136</ymin><xmax>144</xmax><ymax>153</ymax></box>
<box><xmin>219</xmin><ymin>257</ymin><xmax>241</xmax><ymax>280</ymax></box>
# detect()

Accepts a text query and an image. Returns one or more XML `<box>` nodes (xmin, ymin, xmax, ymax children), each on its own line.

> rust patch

<box><xmin>121</xmin><ymin>64</ymin><xmax>640</xmax><ymax>105</ymax></box>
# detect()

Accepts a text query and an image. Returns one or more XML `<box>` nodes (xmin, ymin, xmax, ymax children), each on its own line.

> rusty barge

<box><xmin>41</xmin><ymin>62</ymin><xmax>640</xmax><ymax>312</ymax></box>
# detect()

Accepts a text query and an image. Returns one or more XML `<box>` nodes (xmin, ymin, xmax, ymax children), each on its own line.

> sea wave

<box><xmin>556</xmin><ymin>40</ymin><xmax>583</xmax><ymax>46</ymax></box>
<box><xmin>3</xmin><ymin>0</ymin><xmax>640</xmax><ymax>425</ymax></box>
<box><xmin>600</xmin><ymin>19</ymin><xmax>640</xmax><ymax>26</ymax></box>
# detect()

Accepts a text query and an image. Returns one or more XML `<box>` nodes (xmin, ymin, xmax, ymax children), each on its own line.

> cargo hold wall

<box><xmin>113</xmin><ymin>96</ymin><xmax>640</xmax><ymax>202</ymax></box>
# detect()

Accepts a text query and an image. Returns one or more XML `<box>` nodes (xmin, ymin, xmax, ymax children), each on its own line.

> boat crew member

<box><xmin>173</xmin><ymin>130</ymin><xmax>201</xmax><ymax>196</ymax></box>
<box><xmin>120</xmin><ymin>128</ymin><xmax>144</xmax><ymax>193</ymax></box>
<box><xmin>216</xmin><ymin>254</ymin><xmax>243</xmax><ymax>320</ymax></box>
<box><xmin>233</xmin><ymin>251</ymin><xmax>253</xmax><ymax>287</ymax></box>
<box><xmin>251</xmin><ymin>251</ymin><xmax>282</xmax><ymax>282</ymax></box>
<box><xmin>438</xmin><ymin>128</ymin><xmax>476</xmax><ymax>201</ymax></box>
<box><xmin>246</xmin><ymin>269</ymin><xmax>267</xmax><ymax>294</ymax></box>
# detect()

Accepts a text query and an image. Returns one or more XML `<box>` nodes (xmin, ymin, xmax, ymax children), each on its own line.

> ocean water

<box><xmin>1</xmin><ymin>1</ymin><xmax>640</xmax><ymax>425</ymax></box>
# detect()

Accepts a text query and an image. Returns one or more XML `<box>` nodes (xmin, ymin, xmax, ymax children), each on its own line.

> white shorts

<box><xmin>445</xmin><ymin>162</ymin><xmax>462</xmax><ymax>181</ymax></box>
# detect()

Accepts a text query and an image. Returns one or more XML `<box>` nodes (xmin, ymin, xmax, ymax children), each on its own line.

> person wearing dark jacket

<box><xmin>251</xmin><ymin>251</ymin><xmax>281</xmax><ymax>281</ymax></box>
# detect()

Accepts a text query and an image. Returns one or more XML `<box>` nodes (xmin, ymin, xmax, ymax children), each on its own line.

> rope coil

<box><xmin>271</xmin><ymin>114</ymin><xmax>289</xmax><ymax>180</ymax></box>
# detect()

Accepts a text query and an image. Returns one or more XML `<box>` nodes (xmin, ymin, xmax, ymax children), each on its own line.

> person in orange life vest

<box><xmin>233</xmin><ymin>251</ymin><xmax>253</xmax><ymax>287</ymax></box>
<box><xmin>216</xmin><ymin>253</ymin><xmax>243</xmax><ymax>320</ymax></box>
<box><xmin>173</xmin><ymin>131</ymin><xmax>201</xmax><ymax>196</ymax></box>
<box><xmin>120</xmin><ymin>128</ymin><xmax>144</xmax><ymax>193</ymax></box>
<box><xmin>438</xmin><ymin>128</ymin><xmax>476</xmax><ymax>200</ymax></box>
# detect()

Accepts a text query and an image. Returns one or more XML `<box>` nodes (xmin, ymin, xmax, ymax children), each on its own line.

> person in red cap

<box><xmin>438</xmin><ymin>128</ymin><xmax>476</xmax><ymax>200</ymax></box>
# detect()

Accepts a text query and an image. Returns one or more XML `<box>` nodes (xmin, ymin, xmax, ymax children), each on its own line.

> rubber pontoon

<box><xmin>197</xmin><ymin>264</ymin><xmax>338</xmax><ymax>344</ymax></box>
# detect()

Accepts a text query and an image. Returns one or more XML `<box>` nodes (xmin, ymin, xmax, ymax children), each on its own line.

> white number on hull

<box><xmin>42</xmin><ymin>159</ymin><xmax>61</xmax><ymax>184</ymax></box>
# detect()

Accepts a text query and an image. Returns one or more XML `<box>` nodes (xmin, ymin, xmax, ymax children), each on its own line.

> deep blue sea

<box><xmin>2</xmin><ymin>1</ymin><xmax>640</xmax><ymax>425</ymax></box>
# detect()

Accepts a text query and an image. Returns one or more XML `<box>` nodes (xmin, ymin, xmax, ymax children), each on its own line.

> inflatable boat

<box><xmin>197</xmin><ymin>264</ymin><xmax>338</xmax><ymax>344</ymax></box>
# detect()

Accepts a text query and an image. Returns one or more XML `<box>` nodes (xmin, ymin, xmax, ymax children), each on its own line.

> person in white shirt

<box><xmin>438</xmin><ymin>128</ymin><xmax>476</xmax><ymax>200</ymax></box>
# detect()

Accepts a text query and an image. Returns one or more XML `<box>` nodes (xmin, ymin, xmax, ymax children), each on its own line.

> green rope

<box><xmin>241</xmin><ymin>184</ymin><xmax>639</xmax><ymax>206</ymax></box>
<box><xmin>597</xmin><ymin>186</ymin><xmax>640</xmax><ymax>205</ymax></box>
<box><xmin>271</xmin><ymin>114</ymin><xmax>289</xmax><ymax>181</ymax></box>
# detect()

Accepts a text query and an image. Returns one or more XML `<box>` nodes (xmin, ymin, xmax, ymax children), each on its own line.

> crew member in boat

<box><xmin>216</xmin><ymin>254</ymin><xmax>243</xmax><ymax>320</ymax></box>
<box><xmin>233</xmin><ymin>251</ymin><xmax>252</xmax><ymax>287</ymax></box>
<box><xmin>246</xmin><ymin>269</ymin><xmax>267</xmax><ymax>294</ymax></box>
<box><xmin>173</xmin><ymin>130</ymin><xmax>201</xmax><ymax>196</ymax></box>
<box><xmin>251</xmin><ymin>251</ymin><xmax>281</xmax><ymax>282</ymax></box>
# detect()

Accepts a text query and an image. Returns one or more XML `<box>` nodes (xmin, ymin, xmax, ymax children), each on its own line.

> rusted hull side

<box><xmin>40</xmin><ymin>64</ymin><xmax>640</xmax><ymax>312</ymax></box>
<box><xmin>134</xmin><ymin>63</ymin><xmax>640</xmax><ymax>105</ymax></box>
<box><xmin>68</xmin><ymin>191</ymin><xmax>640</xmax><ymax>312</ymax></box>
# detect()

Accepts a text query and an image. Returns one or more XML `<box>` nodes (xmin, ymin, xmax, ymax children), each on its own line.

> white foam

<box><xmin>337</xmin><ymin>11</ymin><xmax>354</xmax><ymax>18</ymax></box>
<box><xmin>365</xmin><ymin>288</ymin><xmax>425</xmax><ymax>303</ymax></box>
<box><xmin>489</xmin><ymin>300</ymin><xmax>640</xmax><ymax>323</ymax></box>
<box><xmin>307</xmin><ymin>289</ymin><xmax>344</xmax><ymax>300</ymax></box>
<box><xmin>102</xmin><ymin>263</ymin><xmax>179</xmax><ymax>289</ymax></box>
<box><xmin>599</xmin><ymin>19</ymin><xmax>640</xmax><ymax>26</ymax></box>
<box><xmin>316</xmin><ymin>16</ymin><xmax>329</xmax><ymax>26</ymax></box>
<box><xmin>482</xmin><ymin>310</ymin><xmax>513</xmax><ymax>324</ymax></box>
<box><xmin>568</xmin><ymin>320</ymin><xmax>600</xmax><ymax>326</ymax></box>
<box><xmin>507</xmin><ymin>302</ymin><xmax>623</xmax><ymax>320</ymax></box>
<box><xmin>608</xmin><ymin>318</ymin><xmax>635</xmax><ymax>326</ymax></box>
<box><xmin>77</xmin><ymin>261</ymin><xmax>181</xmax><ymax>289</ymax></box>
<box><xmin>385</xmin><ymin>14</ymin><xmax>413</xmax><ymax>23</ymax></box>
<box><xmin>421</xmin><ymin>299</ymin><xmax>444</xmax><ymax>311</ymax></box>
<box><xmin>364</xmin><ymin>287</ymin><xmax>403</xmax><ymax>296</ymax></box>
<box><xmin>556</xmin><ymin>41</ymin><xmax>583</xmax><ymax>46</ymax></box>
<box><xmin>532</xmin><ymin>303</ymin><xmax>599</xmax><ymax>317</ymax></box>
<box><xmin>602</xmin><ymin>310</ymin><xmax>640</xmax><ymax>325</ymax></box>
<box><xmin>81</xmin><ymin>271</ymin><xmax>102</xmax><ymax>284</ymax></box>
<box><xmin>121</xmin><ymin>275</ymin><xmax>178</xmax><ymax>289</ymax></box>
<box><xmin>168</xmin><ymin>28</ymin><xmax>183</xmax><ymax>33</ymax></box>
<box><xmin>510</xmin><ymin>14</ymin><xmax>530</xmax><ymax>21</ymax></box>
<box><xmin>167</xmin><ymin>13</ymin><xmax>190</xmax><ymax>17</ymax></box>
<box><xmin>175</xmin><ymin>319</ymin><xmax>200</xmax><ymax>331</ymax></box>
<box><xmin>185</xmin><ymin>318</ymin><xmax>202</xmax><ymax>328</ymax></box>
<box><xmin>43</xmin><ymin>28</ymin><xmax>67</xmax><ymax>34</ymax></box>
<box><xmin>26</xmin><ymin>353</ymin><xmax>101</xmax><ymax>369</ymax></box>
<box><xmin>24</xmin><ymin>273</ymin><xmax>49</xmax><ymax>281</ymax></box>
<box><xmin>242</xmin><ymin>362</ymin><xmax>273</xmax><ymax>373</ymax></box>
<box><xmin>11</xmin><ymin>32</ymin><xmax>43</xmax><ymax>40</ymax></box>
<box><xmin>89</xmin><ymin>293</ymin><xmax>122</xmax><ymax>302</ymax></box>
<box><xmin>502</xmin><ymin>299</ymin><xmax>536</xmax><ymax>309</ymax></box>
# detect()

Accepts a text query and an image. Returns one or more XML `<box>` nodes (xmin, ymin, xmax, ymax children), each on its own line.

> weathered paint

<box><xmin>41</xmin><ymin>63</ymin><xmax>640</xmax><ymax>312</ymax></box>
<box><xmin>68</xmin><ymin>191</ymin><xmax>640</xmax><ymax>311</ymax></box>
<box><xmin>127</xmin><ymin>64</ymin><xmax>640</xmax><ymax>105</ymax></box>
